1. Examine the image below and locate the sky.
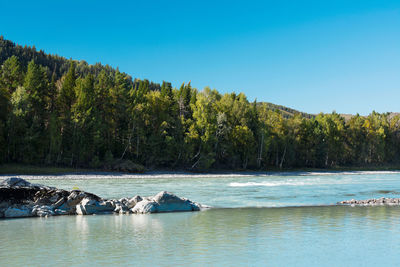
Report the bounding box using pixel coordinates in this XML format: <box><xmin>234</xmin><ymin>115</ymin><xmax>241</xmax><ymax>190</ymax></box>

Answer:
<box><xmin>1</xmin><ymin>0</ymin><xmax>399</xmax><ymax>115</ymax></box>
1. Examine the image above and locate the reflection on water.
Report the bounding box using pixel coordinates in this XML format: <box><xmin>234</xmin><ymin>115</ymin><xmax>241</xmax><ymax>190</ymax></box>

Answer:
<box><xmin>1</xmin><ymin>206</ymin><xmax>400</xmax><ymax>266</ymax></box>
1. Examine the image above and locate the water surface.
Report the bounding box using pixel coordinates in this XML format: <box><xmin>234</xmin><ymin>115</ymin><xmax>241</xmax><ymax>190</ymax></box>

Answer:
<box><xmin>2</xmin><ymin>172</ymin><xmax>400</xmax><ymax>266</ymax></box>
<box><xmin>13</xmin><ymin>171</ymin><xmax>400</xmax><ymax>207</ymax></box>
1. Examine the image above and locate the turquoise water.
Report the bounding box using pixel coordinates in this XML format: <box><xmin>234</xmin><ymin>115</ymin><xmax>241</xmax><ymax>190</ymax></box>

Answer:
<box><xmin>1</xmin><ymin>172</ymin><xmax>400</xmax><ymax>266</ymax></box>
<box><xmin>16</xmin><ymin>171</ymin><xmax>400</xmax><ymax>207</ymax></box>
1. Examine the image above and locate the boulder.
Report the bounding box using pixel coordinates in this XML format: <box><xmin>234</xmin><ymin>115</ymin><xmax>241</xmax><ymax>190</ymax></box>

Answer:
<box><xmin>132</xmin><ymin>191</ymin><xmax>201</xmax><ymax>213</ymax></box>
<box><xmin>76</xmin><ymin>198</ymin><xmax>114</xmax><ymax>215</ymax></box>
<box><xmin>119</xmin><ymin>198</ymin><xmax>129</xmax><ymax>205</ymax></box>
<box><xmin>131</xmin><ymin>200</ymin><xmax>159</xmax><ymax>214</ymax></box>
<box><xmin>114</xmin><ymin>202</ymin><xmax>129</xmax><ymax>213</ymax></box>
<box><xmin>1</xmin><ymin>177</ymin><xmax>32</xmax><ymax>187</ymax></box>
<box><xmin>127</xmin><ymin>196</ymin><xmax>142</xmax><ymax>209</ymax></box>
<box><xmin>4</xmin><ymin>206</ymin><xmax>32</xmax><ymax>218</ymax></box>
<box><xmin>154</xmin><ymin>191</ymin><xmax>201</xmax><ymax>212</ymax></box>
<box><xmin>32</xmin><ymin>205</ymin><xmax>55</xmax><ymax>217</ymax></box>
<box><xmin>0</xmin><ymin>201</ymin><xmax>10</xmax><ymax>209</ymax></box>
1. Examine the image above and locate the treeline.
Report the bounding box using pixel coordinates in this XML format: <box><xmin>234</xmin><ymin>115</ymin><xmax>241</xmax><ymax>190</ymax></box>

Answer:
<box><xmin>1</xmin><ymin>37</ymin><xmax>400</xmax><ymax>171</ymax></box>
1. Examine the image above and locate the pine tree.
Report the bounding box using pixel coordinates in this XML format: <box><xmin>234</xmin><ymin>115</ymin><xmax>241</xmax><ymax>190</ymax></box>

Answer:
<box><xmin>161</xmin><ymin>81</ymin><xmax>173</xmax><ymax>98</ymax></box>
<box><xmin>58</xmin><ymin>61</ymin><xmax>77</xmax><ymax>165</ymax></box>
<box><xmin>0</xmin><ymin>86</ymin><xmax>10</xmax><ymax>162</ymax></box>
<box><xmin>59</xmin><ymin>61</ymin><xmax>76</xmax><ymax>111</ymax></box>
<box><xmin>24</xmin><ymin>60</ymin><xmax>49</xmax><ymax>118</ymax></box>
<box><xmin>0</xmin><ymin>55</ymin><xmax>23</xmax><ymax>93</ymax></box>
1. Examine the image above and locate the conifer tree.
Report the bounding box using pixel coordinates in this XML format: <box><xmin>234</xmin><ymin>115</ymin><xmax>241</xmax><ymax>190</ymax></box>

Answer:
<box><xmin>0</xmin><ymin>55</ymin><xmax>23</xmax><ymax>94</ymax></box>
<box><xmin>24</xmin><ymin>60</ymin><xmax>48</xmax><ymax>118</ymax></box>
<box><xmin>58</xmin><ymin>61</ymin><xmax>77</xmax><ymax>165</ymax></box>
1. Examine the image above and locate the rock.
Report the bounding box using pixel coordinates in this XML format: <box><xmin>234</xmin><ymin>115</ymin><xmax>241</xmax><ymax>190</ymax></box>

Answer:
<box><xmin>1</xmin><ymin>178</ymin><xmax>204</xmax><ymax>218</ymax></box>
<box><xmin>155</xmin><ymin>191</ymin><xmax>201</xmax><ymax>212</ymax></box>
<box><xmin>48</xmin><ymin>195</ymin><xmax>59</xmax><ymax>203</ymax></box>
<box><xmin>131</xmin><ymin>200</ymin><xmax>159</xmax><ymax>214</ymax></box>
<box><xmin>76</xmin><ymin>198</ymin><xmax>114</xmax><ymax>215</ymax></box>
<box><xmin>119</xmin><ymin>198</ymin><xmax>129</xmax><ymax>205</ymax></box>
<box><xmin>114</xmin><ymin>204</ymin><xmax>122</xmax><ymax>213</ymax></box>
<box><xmin>67</xmin><ymin>191</ymin><xmax>93</xmax><ymax>206</ymax></box>
<box><xmin>114</xmin><ymin>202</ymin><xmax>129</xmax><ymax>213</ymax></box>
<box><xmin>1</xmin><ymin>177</ymin><xmax>32</xmax><ymax>187</ymax></box>
<box><xmin>32</xmin><ymin>205</ymin><xmax>55</xmax><ymax>217</ymax></box>
<box><xmin>127</xmin><ymin>196</ymin><xmax>142</xmax><ymax>209</ymax></box>
<box><xmin>132</xmin><ymin>191</ymin><xmax>201</xmax><ymax>214</ymax></box>
<box><xmin>338</xmin><ymin>197</ymin><xmax>400</xmax><ymax>206</ymax></box>
<box><xmin>0</xmin><ymin>185</ymin><xmax>39</xmax><ymax>203</ymax></box>
<box><xmin>4</xmin><ymin>206</ymin><xmax>32</xmax><ymax>218</ymax></box>
<box><xmin>0</xmin><ymin>201</ymin><xmax>10</xmax><ymax>209</ymax></box>
<box><xmin>53</xmin><ymin>198</ymin><xmax>65</xmax><ymax>208</ymax></box>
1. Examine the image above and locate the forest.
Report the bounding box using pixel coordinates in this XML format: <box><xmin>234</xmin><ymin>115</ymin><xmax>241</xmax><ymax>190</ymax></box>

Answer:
<box><xmin>1</xmin><ymin>36</ymin><xmax>400</xmax><ymax>171</ymax></box>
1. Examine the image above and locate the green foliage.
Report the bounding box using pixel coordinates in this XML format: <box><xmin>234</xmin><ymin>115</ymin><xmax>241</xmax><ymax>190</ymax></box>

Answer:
<box><xmin>2</xmin><ymin>36</ymin><xmax>400</xmax><ymax>171</ymax></box>
<box><xmin>24</xmin><ymin>60</ymin><xmax>49</xmax><ymax>118</ymax></box>
<box><xmin>0</xmin><ymin>55</ymin><xmax>23</xmax><ymax>93</ymax></box>
<box><xmin>0</xmin><ymin>87</ymin><xmax>10</xmax><ymax>163</ymax></box>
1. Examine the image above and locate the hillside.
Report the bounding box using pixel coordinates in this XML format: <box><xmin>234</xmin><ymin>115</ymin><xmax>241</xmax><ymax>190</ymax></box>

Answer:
<box><xmin>259</xmin><ymin>102</ymin><xmax>314</xmax><ymax>119</ymax></box>
<box><xmin>340</xmin><ymin>112</ymin><xmax>400</xmax><ymax>122</ymax></box>
<box><xmin>1</xmin><ymin>36</ymin><xmax>400</xmax><ymax>171</ymax></box>
<box><xmin>0</xmin><ymin>36</ymin><xmax>306</xmax><ymax>118</ymax></box>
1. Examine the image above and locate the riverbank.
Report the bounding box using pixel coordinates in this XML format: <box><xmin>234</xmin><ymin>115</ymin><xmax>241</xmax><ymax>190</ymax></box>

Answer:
<box><xmin>0</xmin><ymin>164</ymin><xmax>95</xmax><ymax>175</ymax></box>
<box><xmin>1</xmin><ymin>163</ymin><xmax>400</xmax><ymax>177</ymax></box>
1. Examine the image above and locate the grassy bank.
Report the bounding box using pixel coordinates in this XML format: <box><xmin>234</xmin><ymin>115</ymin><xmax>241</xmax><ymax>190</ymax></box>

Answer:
<box><xmin>1</xmin><ymin>163</ymin><xmax>400</xmax><ymax>176</ymax></box>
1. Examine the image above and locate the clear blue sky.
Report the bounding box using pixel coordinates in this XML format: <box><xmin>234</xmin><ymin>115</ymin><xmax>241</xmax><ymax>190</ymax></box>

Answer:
<box><xmin>2</xmin><ymin>0</ymin><xmax>399</xmax><ymax>115</ymax></box>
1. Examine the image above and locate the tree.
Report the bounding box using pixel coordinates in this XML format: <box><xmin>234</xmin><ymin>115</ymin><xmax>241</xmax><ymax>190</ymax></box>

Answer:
<box><xmin>188</xmin><ymin>87</ymin><xmax>219</xmax><ymax>169</ymax></box>
<box><xmin>0</xmin><ymin>86</ymin><xmax>10</xmax><ymax>162</ymax></box>
<box><xmin>161</xmin><ymin>81</ymin><xmax>173</xmax><ymax>98</ymax></box>
<box><xmin>24</xmin><ymin>60</ymin><xmax>48</xmax><ymax>118</ymax></box>
<box><xmin>316</xmin><ymin>112</ymin><xmax>346</xmax><ymax>167</ymax></box>
<box><xmin>72</xmin><ymin>74</ymin><xmax>96</xmax><ymax>165</ymax></box>
<box><xmin>8</xmin><ymin>86</ymin><xmax>30</xmax><ymax>162</ymax></box>
<box><xmin>0</xmin><ymin>55</ymin><xmax>23</xmax><ymax>94</ymax></box>
<box><xmin>58</xmin><ymin>61</ymin><xmax>77</xmax><ymax>165</ymax></box>
<box><xmin>231</xmin><ymin>125</ymin><xmax>254</xmax><ymax>169</ymax></box>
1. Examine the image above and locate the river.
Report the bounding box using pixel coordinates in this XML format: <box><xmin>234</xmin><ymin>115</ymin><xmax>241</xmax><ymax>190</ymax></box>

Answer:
<box><xmin>1</xmin><ymin>172</ymin><xmax>400</xmax><ymax>266</ymax></box>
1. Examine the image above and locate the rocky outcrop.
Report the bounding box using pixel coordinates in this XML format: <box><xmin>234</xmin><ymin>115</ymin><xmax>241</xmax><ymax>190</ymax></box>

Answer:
<box><xmin>0</xmin><ymin>177</ymin><xmax>204</xmax><ymax>219</ymax></box>
<box><xmin>338</xmin><ymin>197</ymin><xmax>400</xmax><ymax>206</ymax></box>
<box><xmin>132</xmin><ymin>191</ymin><xmax>201</xmax><ymax>214</ymax></box>
<box><xmin>4</xmin><ymin>206</ymin><xmax>32</xmax><ymax>217</ymax></box>
<box><xmin>76</xmin><ymin>198</ymin><xmax>115</xmax><ymax>215</ymax></box>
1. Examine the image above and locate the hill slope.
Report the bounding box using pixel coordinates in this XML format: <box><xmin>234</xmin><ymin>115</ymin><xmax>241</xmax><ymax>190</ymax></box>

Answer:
<box><xmin>1</xmin><ymin>36</ymin><xmax>400</xmax><ymax>171</ymax></box>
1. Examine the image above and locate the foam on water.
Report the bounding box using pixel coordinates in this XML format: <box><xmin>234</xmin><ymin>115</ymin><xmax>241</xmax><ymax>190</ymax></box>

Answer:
<box><xmin>2</xmin><ymin>170</ymin><xmax>400</xmax><ymax>181</ymax></box>
<box><xmin>229</xmin><ymin>177</ymin><xmax>355</xmax><ymax>187</ymax></box>
<box><xmin>300</xmin><ymin>170</ymin><xmax>400</xmax><ymax>176</ymax></box>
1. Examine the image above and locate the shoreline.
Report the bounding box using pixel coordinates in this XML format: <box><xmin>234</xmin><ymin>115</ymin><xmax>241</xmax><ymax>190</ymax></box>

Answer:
<box><xmin>1</xmin><ymin>167</ymin><xmax>400</xmax><ymax>180</ymax></box>
<box><xmin>2</xmin><ymin>163</ymin><xmax>400</xmax><ymax>179</ymax></box>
